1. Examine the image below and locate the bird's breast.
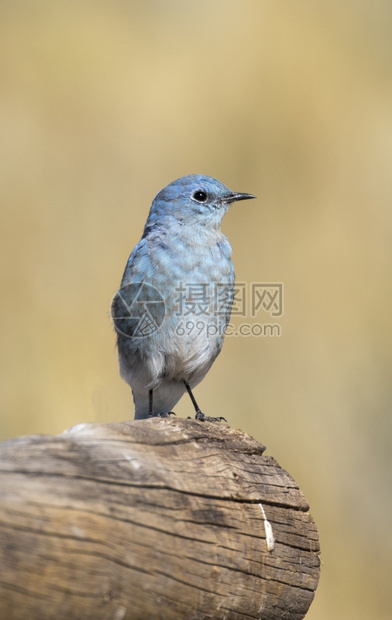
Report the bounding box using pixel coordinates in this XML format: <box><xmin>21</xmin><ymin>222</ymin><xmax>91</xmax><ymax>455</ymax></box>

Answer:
<box><xmin>117</xmin><ymin>227</ymin><xmax>234</xmax><ymax>384</ymax></box>
<box><xmin>149</xmin><ymin>229</ymin><xmax>233</xmax><ymax>281</ymax></box>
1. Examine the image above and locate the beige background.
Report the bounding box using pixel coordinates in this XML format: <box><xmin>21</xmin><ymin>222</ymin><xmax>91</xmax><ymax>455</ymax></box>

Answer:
<box><xmin>1</xmin><ymin>1</ymin><xmax>391</xmax><ymax>618</ymax></box>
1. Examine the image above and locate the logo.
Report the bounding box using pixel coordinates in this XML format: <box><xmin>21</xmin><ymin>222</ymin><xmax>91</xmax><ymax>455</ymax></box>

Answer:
<box><xmin>111</xmin><ymin>281</ymin><xmax>283</xmax><ymax>339</ymax></box>
<box><xmin>111</xmin><ymin>283</ymin><xmax>165</xmax><ymax>338</ymax></box>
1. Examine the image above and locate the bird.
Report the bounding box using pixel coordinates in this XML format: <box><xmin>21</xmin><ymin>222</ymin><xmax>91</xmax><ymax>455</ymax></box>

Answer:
<box><xmin>111</xmin><ymin>174</ymin><xmax>255</xmax><ymax>420</ymax></box>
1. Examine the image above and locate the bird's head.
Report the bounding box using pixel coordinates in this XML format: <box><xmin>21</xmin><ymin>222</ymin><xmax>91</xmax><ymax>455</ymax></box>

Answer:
<box><xmin>146</xmin><ymin>174</ymin><xmax>255</xmax><ymax>230</ymax></box>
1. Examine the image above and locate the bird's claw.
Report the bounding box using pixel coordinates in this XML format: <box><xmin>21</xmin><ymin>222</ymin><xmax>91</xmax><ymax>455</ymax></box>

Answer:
<box><xmin>149</xmin><ymin>411</ymin><xmax>176</xmax><ymax>418</ymax></box>
<box><xmin>195</xmin><ymin>411</ymin><xmax>227</xmax><ymax>423</ymax></box>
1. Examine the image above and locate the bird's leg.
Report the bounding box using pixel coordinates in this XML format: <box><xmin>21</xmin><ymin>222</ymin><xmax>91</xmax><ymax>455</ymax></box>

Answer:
<box><xmin>148</xmin><ymin>388</ymin><xmax>176</xmax><ymax>418</ymax></box>
<box><xmin>184</xmin><ymin>381</ymin><xmax>201</xmax><ymax>414</ymax></box>
<box><xmin>184</xmin><ymin>381</ymin><xmax>226</xmax><ymax>423</ymax></box>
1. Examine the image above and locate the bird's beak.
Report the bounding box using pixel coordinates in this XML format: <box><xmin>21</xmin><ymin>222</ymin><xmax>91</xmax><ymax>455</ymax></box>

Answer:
<box><xmin>225</xmin><ymin>192</ymin><xmax>256</xmax><ymax>204</ymax></box>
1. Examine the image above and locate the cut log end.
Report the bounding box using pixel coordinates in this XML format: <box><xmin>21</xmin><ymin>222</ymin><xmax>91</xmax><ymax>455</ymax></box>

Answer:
<box><xmin>0</xmin><ymin>418</ymin><xmax>320</xmax><ymax>619</ymax></box>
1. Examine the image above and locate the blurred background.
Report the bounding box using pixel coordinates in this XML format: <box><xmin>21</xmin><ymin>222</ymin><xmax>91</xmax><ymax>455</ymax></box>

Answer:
<box><xmin>1</xmin><ymin>1</ymin><xmax>391</xmax><ymax>617</ymax></box>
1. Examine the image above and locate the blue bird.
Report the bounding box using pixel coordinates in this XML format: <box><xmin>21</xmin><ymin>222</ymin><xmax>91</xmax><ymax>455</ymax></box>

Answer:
<box><xmin>111</xmin><ymin>174</ymin><xmax>255</xmax><ymax>420</ymax></box>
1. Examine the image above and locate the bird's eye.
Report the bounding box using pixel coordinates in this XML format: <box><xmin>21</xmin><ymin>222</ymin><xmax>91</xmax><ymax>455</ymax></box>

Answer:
<box><xmin>192</xmin><ymin>189</ymin><xmax>208</xmax><ymax>203</ymax></box>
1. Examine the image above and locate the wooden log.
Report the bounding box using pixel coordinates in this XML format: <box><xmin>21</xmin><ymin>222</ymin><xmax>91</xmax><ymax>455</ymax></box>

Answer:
<box><xmin>0</xmin><ymin>418</ymin><xmax>320</xmax><ymax>619</ymax></box>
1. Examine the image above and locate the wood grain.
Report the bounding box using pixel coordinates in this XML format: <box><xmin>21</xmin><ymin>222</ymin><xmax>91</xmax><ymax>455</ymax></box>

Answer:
<box><xmin>0</xmin><ymin>418</ymin><xmax>320</xmax><ymax>619</ymax></box>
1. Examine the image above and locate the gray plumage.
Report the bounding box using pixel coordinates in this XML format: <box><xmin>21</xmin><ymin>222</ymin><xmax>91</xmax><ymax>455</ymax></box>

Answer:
<box><xmin>112</xmin><ymin>174</ymin><xmax>255</xmax><ymax>419</ymax></box>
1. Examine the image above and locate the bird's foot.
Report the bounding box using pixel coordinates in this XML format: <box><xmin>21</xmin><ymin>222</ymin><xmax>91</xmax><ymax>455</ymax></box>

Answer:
<box><xmin>194</xmin><ymin>411</ymin><xmax>227</xmax><ymax>423</ymax></box>
<box><xmin>149</xmin><ymin>411</ymin><xmax>176</xmax><ymax>418</ymax></box>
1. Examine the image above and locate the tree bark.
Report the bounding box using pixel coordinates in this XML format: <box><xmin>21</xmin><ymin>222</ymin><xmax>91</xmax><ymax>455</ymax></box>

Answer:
<box><xmin>0</xmin><ymin>418</ymin><xmax>320</xmax><ymax>619</ymax></box>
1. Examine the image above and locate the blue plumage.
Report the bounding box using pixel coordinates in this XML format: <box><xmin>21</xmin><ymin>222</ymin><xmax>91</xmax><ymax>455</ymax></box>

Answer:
<box><xmin>112</xmin><ymin>174</ymin><xmax>255</xmax><ymax>419</ymax></box>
